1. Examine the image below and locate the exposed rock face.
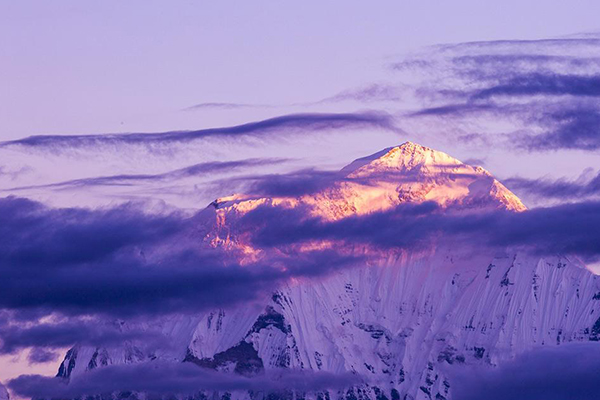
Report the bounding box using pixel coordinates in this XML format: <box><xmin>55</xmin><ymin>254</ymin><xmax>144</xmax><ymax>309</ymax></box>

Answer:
<box><xmin>56</xmin><ymin>142</ymin><xmax>599</xmax><ymax>400</ymax></box>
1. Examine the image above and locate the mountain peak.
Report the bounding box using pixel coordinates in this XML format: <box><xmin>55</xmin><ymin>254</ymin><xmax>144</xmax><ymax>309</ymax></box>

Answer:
<box><xmin>379</xmin><ymin>141</ymin><xmax>461</xmax><ymax>168</ymax></box>
<box><xmin>397</xmin><ymin>140</ymin><xmax>429</xmax><ymax>151</ymax></box>
<box><xmin>212</xmin><ymin>142</ymin><xmax>526</xmax><ymax>222</ymax></box>
<box><xmin>342</xmin><ymin>142</ymin><xmax>463</xmax><ymax>177</ymax></box>
<box><xmin>333</xmin><ymin>142</ymin><xmax>526</xmax><ymax>215</ymax></box>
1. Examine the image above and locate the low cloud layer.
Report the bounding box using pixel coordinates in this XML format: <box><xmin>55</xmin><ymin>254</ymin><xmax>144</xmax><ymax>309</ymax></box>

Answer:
<box><xmin>0</xmin><ymin>316</ymin><xmax>168</xmax><ymax>364</ymax></box>
<box><xmin>3</xmin><ymin>192</ymin><xmax>600</xmax><ymax>322</ymax></box>
<box><xmin>452</xmin><ymin>343</ymin><xmax>600</xmax><ymax>400</ymax></box>
<box><xmin>0</xmin><ymin>196</ymin><xmax>360</xmax><ymax>318</ymax></box>
<box><xmin>8</xmin><ymin>363</ymin><xmax>361</xmax><ymax>398</ymax></box>
<box><xmin>240</xmin><ymin>200</ymin><xmax>600</xmax><ymax>261</ymax></box>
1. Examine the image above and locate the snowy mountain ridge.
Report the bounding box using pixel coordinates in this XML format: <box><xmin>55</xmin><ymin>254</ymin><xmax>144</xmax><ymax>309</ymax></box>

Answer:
<box><xmin>56</xmin><ymin>142</ymin><xmax>600</xmax><ymax>400</ymax></box>
<box><xmin>212</xmin><ymin>142</ymin><xmax>525</xmax><ymax>223</ymax></box>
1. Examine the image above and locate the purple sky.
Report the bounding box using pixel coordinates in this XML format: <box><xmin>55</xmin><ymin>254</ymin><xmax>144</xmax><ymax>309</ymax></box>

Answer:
<box><xmin>2</xmin><ymin>1</ymin><xmax>600</xmax><ymax>397</ymax></box>
<box><xmin>3</xmin><ymin>1</ymin><xmax>600</xmax><ymax>199</ymax></box>
<box><xmin>2</xmin><ymin>1</ymin><xmax>600</xmax><ymax>139</ymax></box>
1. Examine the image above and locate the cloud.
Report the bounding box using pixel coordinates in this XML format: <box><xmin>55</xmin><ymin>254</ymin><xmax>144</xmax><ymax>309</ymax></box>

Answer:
<box><xmin>0</xmin><ymin>195</ymin><xmax>365</xmax><ymax>356</ymax></box>
<box><xmin>183</xmin><ymin>102</ymin><xmax>270</xmax><ymax>111</ymax></box>
<box><xmin>184</xmin><ymin>84</ymin><xmax>403</xmax><ymax>112</ymax></box>
<box><xmin>437</xmin><ymin>37</ymin><xmax>600</xmax><ymax>53</ymax></box>
<box><xmin>473</xmin><ymin>74</ymin><xmax>600</xmax><ymax>99</ymax></box>
<box><xmin>232</xmin><ymin>169</ymin><xmax>343</xmax><ymax>197</ymax></box>
<box><xmin>413</xmin><ymin>101</ymin><xmax>600</xmax><ymax>151</ymax></box>
<box><xmin>2</xmin><ymin>191</ymin><xmax>599</xmax><ymax>361</ymax></box>
<box><xmin>392</xmin><ymin>38</ymin><xmax>600</xmax><ymax>77</ymax></box>
<box><xmin>410</xmin><ymin>103</ymin><xmax>497</xmax><ymax>117</ymax></box>
<box><xmin>0</xmin><ymin>112</ymin><xmax>397</xmax><ymax>149</ymax></box>
<box><xmin>5</xmin><ymin>158</ymin><xmax>287</xmax><ymax>191</ymax></box>
<box><xmin>462</xmin><ymin>157</ymin><xmax>486</xmax><ymax>167</ymax></box>
<box><xmin>0</xmin><ymin>196</ymin><xmax>360</xmax><ymax>318</ymax></box>
<box><xmin>0</xmin><ymin>185</ymin><xmax>598</xmax><ymax>397</ymax></box>
<box><xmin>8</xmin><ymin>362</ymin><xmax>361</xmax><ymax>398</ymax></box>
<box><xmin>505</xmin><ymin>169</ymin><xmax>600</xmax><ymax>200</ymax></box>
<box><xmin>520</xmin><ymin>107</ymin><xmax>600</xmax><ymax>151</ymax></box>
<box><xmin>0</xmin><ymin>316</ymin><xmax>167</xmax><ymax>358</ymax></box>
<box><xmin>0</xmin><ymin>197</ymin><xmax>184</xmax><ymax>268</ymax></box>
<box><xmin>222</xmin><ymin>163</ymin><xmax>450</xmax><ymax>199</ymax></box>
<box><xmin>239</xmin><ymin>200</ymin><xmax>600</xmax><ymax>261</ymax></box>
<box><xmin>452</xmin><ymin>54</ymin><xmax>600</xmax><ymax>70</ymax></box>
<box><xmin>3</xmin><ymin>190</ymin><xmax>600</xmax><ymax>322</ymax></box>
<box><xmin>450</xmin><ymin>55</ymin><xmax>600</xmax><ymax>83</ymax></box>
<box><xmin>451</xmin><ymin>343</ymin><xmax>600</xmax><ymax>400</ymax></box>
<box><xmin>316</xmin><ymin>84</ymin><xmax>403</xmax><ymax>104</ymax></box>
<box><xmin>393</xmin><ymin>36</ymin><xmax>600</xmax><ymax>152</ymax></box>
<box><xmin>26</xmin><ymin>348</ymin><xmax>59</xmax><ymax>364</ymax></box>
<box><xmin>0</xmin><ymin>245</ymin><xmax>356</xmax><ymax>318</ymax></box>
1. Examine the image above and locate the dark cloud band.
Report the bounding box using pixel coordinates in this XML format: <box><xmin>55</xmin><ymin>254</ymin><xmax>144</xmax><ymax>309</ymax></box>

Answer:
<box><xmin>0</xmin><ymin>112</ymin><xmax>396</xmax><ymax>149</ymax></box>
<box><xmin>8</xmin><ymin>363</ymin><xmax>361</xmax><ymax>398</ymax></box>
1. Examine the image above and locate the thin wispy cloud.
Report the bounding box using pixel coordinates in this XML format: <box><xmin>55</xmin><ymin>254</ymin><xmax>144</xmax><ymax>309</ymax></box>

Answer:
<box><xmin>183</xmin><ymin>84</ymin><xmax>404</xmax><ymax>112</ymax></box>
<box><xmin>472</xmin><ymin>74</ymin><xmax>600</xmax><ymax>99</ymax></box>
<box><xmin>4</xmin><ymin>158</ymin><xmax>287</xmax><ymax>191</ymax></box>
<box><xmin>314</xmin><ymin>84</ymin><xmax>404</xmax><ymax>104</ymax></box>
<box><xmin>505</xmin><ymin>168</ymin><xmax>600</xmax><ymax>201</ymax></box>
<box><xmin>393</xmin><ymin>37</ymin><xmax>600</xmax><ymax>152</ymax></box>
<box><xmin>1</xmin><ymin>112</ymin><xmax>397</xmax><ymax>150</ymax></box>
<box><xmin>183</xmin><ymin>102</ymin><xmax>272</xmax><ymax>111</ymax></box>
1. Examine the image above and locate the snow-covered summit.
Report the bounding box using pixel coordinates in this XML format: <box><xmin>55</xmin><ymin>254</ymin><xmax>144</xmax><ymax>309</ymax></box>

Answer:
<box><xmin>213</xmin><ymin>142</ymin><xmax>525</xmax><ymax>224</ymax></box>
<box><xmin>341</xmin><ymin>141</ymin><xmax>462</xmax><ymax>175</ymax></box>
<box><xmin>334</xmin><ymin>141</ymin><xmax>525</xmax><ymax>214</ymax></box>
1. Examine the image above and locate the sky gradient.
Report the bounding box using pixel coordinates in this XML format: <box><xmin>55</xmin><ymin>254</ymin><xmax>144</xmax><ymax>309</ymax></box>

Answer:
<box><xmin>2</xmin><ymin>1</ymin><xmax>600</xmax><ymax>139</ymax></box>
